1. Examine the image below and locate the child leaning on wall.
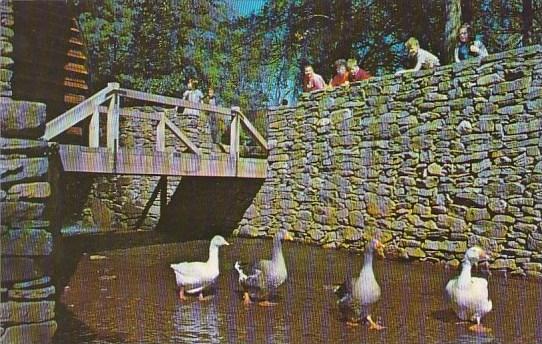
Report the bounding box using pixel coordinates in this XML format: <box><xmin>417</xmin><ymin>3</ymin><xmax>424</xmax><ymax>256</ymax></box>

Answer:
<box><xmin>454</xmin><ymin>23</ymin><xmax>489</xmax><ymax>62</ymax></box>
<box><xmin>395</xmin><ymin>37</ymin><xmax>440</xmax><ymax>75</ymax></box>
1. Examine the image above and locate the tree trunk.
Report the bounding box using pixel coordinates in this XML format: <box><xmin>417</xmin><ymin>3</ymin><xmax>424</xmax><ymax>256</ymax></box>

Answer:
<box><xmin>444</xmin><ymin>0</ymin><xmax>461</xmax><ymax>64</ymax></box>
<box><xmin>522</xmin><ymin>0</ymin><xmax>533</xmax><ymax>46</ymax></box>
<box><xmin>461</xmin><ymin>0</ymin><xmax>473</xmax><ymax>25</ymax></box>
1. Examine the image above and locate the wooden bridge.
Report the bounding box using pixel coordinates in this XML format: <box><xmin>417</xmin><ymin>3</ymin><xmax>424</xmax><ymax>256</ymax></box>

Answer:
<box><xmin>42</xmin><ymin>83</ymin><xmax>268</xmax><ymax>178</ymax></box>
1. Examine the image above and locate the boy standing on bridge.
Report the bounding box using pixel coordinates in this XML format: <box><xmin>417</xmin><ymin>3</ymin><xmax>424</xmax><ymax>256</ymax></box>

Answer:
<box><xmin>182</xmin><ymin>78</ymin><xmax>204</xmax><ymax>115</ymax></box>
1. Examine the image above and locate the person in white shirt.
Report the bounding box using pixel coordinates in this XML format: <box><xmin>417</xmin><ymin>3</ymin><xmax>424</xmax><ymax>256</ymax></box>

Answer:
<box><xmin>396</xmin><ymin>37</ymin><xmax>440</xmax><ymax>75</ymax></box>
<box><xmin>182</xmin><ymin>78</ymin><xmax>204</xmax><ymax>116</ymax></box>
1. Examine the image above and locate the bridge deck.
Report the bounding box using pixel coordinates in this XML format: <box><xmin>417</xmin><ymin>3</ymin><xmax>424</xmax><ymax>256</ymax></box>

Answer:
<box><xmin>57</xmin><ymin>144</ymin><xmax>267</xmax><ymax>178</ymax></box>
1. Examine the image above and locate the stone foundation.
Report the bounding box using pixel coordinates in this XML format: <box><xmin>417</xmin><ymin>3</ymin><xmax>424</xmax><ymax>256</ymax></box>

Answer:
<box><xmin>1</xmin><ymin>2</ymin><xmax>58</xmax><ymax>335</ymax></box>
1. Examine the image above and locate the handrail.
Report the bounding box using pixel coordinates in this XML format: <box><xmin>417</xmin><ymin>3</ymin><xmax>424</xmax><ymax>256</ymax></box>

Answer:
<box><xmin>42</xmin><ymin>82</ymin><xmax>118</xmax><ymax>140</ymax></box>
<box><xmin>42</xmin><ymin>82</ymin><xmax>268</xmax><ymax>159</ymax></box>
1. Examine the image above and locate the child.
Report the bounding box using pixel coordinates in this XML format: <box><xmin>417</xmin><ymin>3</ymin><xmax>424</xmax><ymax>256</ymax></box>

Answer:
<box><xmin>303</xmin><ymin>65</ymin><xmax>326</xmax><ymax>92</ymax></box>
<box><xmin>329</xmin><ymin>59</ymin><xmax>350</xmax><ymax>87</ymax></box>
<box><xmin>347</xmin><ymin>58</ymin><xmax>371</xmax><ymax>82</ymax></box>
<box><xmin>454</xmin><ymin>23</ymin><xmax>488</xmax><ymax>62</ymax></box>
<box><xmin>395</xmin><ymin>37</ymin><xmax>440</xmax><ymax>75</ymax></box>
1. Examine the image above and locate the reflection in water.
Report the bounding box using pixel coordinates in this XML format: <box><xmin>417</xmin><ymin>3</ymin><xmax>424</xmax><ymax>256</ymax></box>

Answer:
<box><xmin>54</xmin><ymin>236</ymin><xmax>542</xmax><ymax>344</ymax></box>
<box><xmin>172</xmin><ymin>299</ymin><xmax>222</xmax><ymax>343</ymax></box>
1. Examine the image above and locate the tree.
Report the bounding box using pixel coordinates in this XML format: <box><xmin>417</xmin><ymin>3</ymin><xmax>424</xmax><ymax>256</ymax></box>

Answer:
<box><xmin>444</xmin><ymin>0</ymin><xmax>462</xmax><ymax>64</ymax></box>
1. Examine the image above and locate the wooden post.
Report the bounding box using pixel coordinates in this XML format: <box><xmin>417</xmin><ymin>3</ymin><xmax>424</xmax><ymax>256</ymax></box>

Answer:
<box><xmin>157</xmin><ymin>113</ymin><xmax>166</xmax><ymax>151</ymax></box>
<box><xmin>106</xmin><ymin>93</ymin><xmax>120</xmax><ymax>151</ymax></box>
<box><xmin>230</xmin><ymin>107</ymin><xmax>240</xmax><ymax>160</ymax></box>
<box><xmin>89</xmin><ymin>105</ymin><xmax>100</xmax><ymax>147</ymax></box>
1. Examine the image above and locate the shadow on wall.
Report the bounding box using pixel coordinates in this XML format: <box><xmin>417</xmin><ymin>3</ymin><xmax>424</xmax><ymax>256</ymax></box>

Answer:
<box><xmin>156</xmin><ymin>177</ymin><xmax>264</xmax><ymax>240</ymax></box>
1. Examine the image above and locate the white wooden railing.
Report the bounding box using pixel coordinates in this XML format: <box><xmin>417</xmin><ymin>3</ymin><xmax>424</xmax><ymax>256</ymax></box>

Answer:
<box><xmin>42</xmin><ymin>82</ymin><xmax>268</xmax><ymax>160</ymax></box>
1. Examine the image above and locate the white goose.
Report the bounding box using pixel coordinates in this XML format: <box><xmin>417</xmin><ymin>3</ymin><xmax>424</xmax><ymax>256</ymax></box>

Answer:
<box><xmin>445</xmin><ymin>246</ymin><xmax>492</xmax><ymax>333</ymax></box>
<box><xmin>334</xmin><ymin>238</ymin><xmax>386</xmax><ymax>329</ymax></box>
<box><xmin>170</xmin><ymin>235</ymin><xmax>229</xmax><ymax>301</ymax></box>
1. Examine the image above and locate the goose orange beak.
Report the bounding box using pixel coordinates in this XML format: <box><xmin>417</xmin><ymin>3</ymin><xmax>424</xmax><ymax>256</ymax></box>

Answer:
<box><xmin>376</xmin><ymin>241</ymin><xmax>385</xmax><ymax>258</ymax></box>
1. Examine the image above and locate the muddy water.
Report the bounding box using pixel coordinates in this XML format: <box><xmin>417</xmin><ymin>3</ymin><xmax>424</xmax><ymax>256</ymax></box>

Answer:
<box><xmin>53</xmin><ymin>235</ymin><xmax>542</xmax><ymax>344</ymax></box>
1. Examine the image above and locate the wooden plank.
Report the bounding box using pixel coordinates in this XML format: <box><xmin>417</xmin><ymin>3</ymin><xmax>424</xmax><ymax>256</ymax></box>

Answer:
<box><xmin>156</xmin><ymin>114</ymin><xmax>166</xmax><ymax>151</ymax></box>
<box><xmin>229</xmin><ymin>112</ymin><xmax>240</xmax><ymax>160</ymax></box>
<box><xmin>106</xmin><ymin>94</ymin><xmax>120</xmax><ymax>150</ymax></box>
<box><xmin>42</xmin><ymin>83</ymin><xmax>116</xmax><ymax>140</ymax></box>
<box><xmin>120</xmin><ymin>88</ymin><xmax>232</xmax><ymax>116</ymax></box>
<box><xmin>238</xmin><ymin>112</ymin><xmax>268</xmax><ymax>151</ymax></box>
<box><xmin>89</xmin><ymin>106</ymin><xmax>99</xmax><ymax>148</ymax></box>
<box><xmin>163</xmin><ymin>117</ymin><xmax>200</xmax><ymax>155</ymax></box>
<box><xmin>57</xmin><ymin>145</ymin><xmax>267</xmax><ymax>178</ymax></box>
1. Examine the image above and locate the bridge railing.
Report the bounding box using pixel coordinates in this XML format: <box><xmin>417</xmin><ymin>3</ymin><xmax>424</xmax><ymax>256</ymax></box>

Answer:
<box><xmin>42</xmin><ymin>82</ymin><xmax>268</xmax><ymax>160</ymax></box>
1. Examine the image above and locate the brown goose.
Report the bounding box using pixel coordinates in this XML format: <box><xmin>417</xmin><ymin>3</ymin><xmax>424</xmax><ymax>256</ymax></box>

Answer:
<box><xmin>234</xmin><ymin>229</ymin><xmax>293</xmax><ymax>306</ymax></box>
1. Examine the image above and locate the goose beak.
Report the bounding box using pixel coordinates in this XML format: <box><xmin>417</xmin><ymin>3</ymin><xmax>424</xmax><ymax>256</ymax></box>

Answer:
<box><xmin>376</xmin><ymin>241</ymin><xmax>385</xmax><ymax>258</ymax></box>
<box><xmin>224</xmin><ymin>240</ymin><xmax>230</xmax><ymax>246</ymax></box>
<box><xmin>285</xmin><ymin>233</ymin><xmax>294</xmax><ymax>241</ymax></box>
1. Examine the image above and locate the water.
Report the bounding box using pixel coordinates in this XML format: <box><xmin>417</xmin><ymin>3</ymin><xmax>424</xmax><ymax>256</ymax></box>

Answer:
<box><xmin>53</xmin><ymin>235</ymin><xmax>542</xmax><ymax>344</ymax></box>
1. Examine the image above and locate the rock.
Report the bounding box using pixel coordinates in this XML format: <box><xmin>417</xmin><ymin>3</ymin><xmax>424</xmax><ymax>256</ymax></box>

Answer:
<box><xmin>454</xmin><ymin>192</ymin><xmax>489</xmax><ymax>207</ymax></box>
<box><xmin>465</xmin><ymin>208</ymin><xmax>491</xmax><ymax>222</ymax></box>
<box><xmin>365</xmin><ymin>193</ymin><xmax>395</xmax><ymax>218</ymax></box>
<box><xmin>1</xmin><ymin>229</ymin><xmax>53</xmax><ymax>256</ymax></box>
<box><xmin>0</xmin><ymin>157</ymin><xmax>49</xmax><ymax>186</ymax></box>
<box><xmin>472</xmin><ymin>221</ymin><xmax>508</xmax><ymax>238</ymax></box>
<box><xmin>0</xmin><ymin>202</ymin><xmax>46</xmax><ymax>227</ymax></box>
<box><xmin>342</xmin><ymin>226</ymin><xmax>363</xmax><ymax>241</ymax></box>
<box><xmin>0</xmin><ymin>100</ymin><xmax>47</xmax><ymax>139</ymax></box>
<box><xmin>8</xmin><ymin>285</ymin><xmax>55</xmax><ymax>300</ymax></box>
<box><xmin>437</xmin><ymin>214</ymin><xmax>468</xmax><ymax>232</ymax></box>
<box><xmin>0</xmin><ymin>258</ymin><xmax>45</xmax><ymax>284</ymax></box>
<box><xmin>12</xmin><ymin>276</ymin><xmax>51</xmax><ymax>289</ymax></box>
<box><xmin>7</xmin><ymin>182</ymin><xmax>51</xmax><ymax>201</ymax></box>
<box><xmin>0</xmin><ymin>138</ymin><xmax>49</xmax><ymax>156</ymax></box>
<box><xmin>0</xmin><ymin>321</ymin><xmax>57</xmax><ymax>344</ymax></box>
<box><xmin>405</xmin><ymin>247</ymin><xmax>426</xmax><ymax>258</ymax></box>
<box><xmin>0</xmin><ymin>301</ymin><xmax>55</xmax><ymax>324</ymax></box>
<box><xmin>348</xmin><ymin>211</ymin><xmax>364</xmax><ymax>227</ymax></box>
<box><xmin>490</xmin><ymin>259</ymin><xmax>517</xmax><ymax>270</ymax></box>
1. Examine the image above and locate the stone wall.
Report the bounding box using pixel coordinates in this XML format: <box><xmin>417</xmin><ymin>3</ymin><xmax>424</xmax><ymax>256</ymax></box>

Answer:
<box><xmin>69</xmin><ymin>106</ymin><xmax>230</xmax><ymax>232</ymax></box>
<box><xmin>0</xmin><ymin>0</ymin><xmax>14</xmax><ymax>97</ymax></box>
<box><xmin>0</xmin><ymin>102</ymin><xmax>58</xmax><ymax>341</ymax></box>
<box><xmin>237</xmin><ymin>45</ymin><xmax>542</xmax><ymax>278</ymax></box>
<box><xmin>0</xmin><ymin>1</ymin><xmax>57</xmax><ymax>342</ymax></box>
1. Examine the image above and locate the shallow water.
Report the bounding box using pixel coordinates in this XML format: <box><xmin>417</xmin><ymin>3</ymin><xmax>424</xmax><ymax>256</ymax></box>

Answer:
<box><xmin>53</xmin><ymin>235</ymin><xmax>542</xmax><ymax>344</ymax></box>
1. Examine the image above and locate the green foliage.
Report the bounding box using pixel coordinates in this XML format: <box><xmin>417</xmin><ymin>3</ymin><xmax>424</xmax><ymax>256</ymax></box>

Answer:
<box><xmin>72</xmin><ymin>0</ymin><xmax>542</xmax><ymax>112</ymax></box>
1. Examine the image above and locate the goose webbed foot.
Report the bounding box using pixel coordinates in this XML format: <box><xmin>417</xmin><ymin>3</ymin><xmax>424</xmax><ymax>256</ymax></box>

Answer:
<box><xmin>242</xmin><ymin>292</ymin><xmax>253</xmax><ymax>306</ymax></box>
<box><xmin>258</xmin><ymin>300</ymin><xmax>278</xmax><ymax>307</ymax></box>
<box><xmin>178</xmin><ymin>288</ymin><xmax>187</xmax><ymax>301</ymax></box>
<box><xmin>469</xmin><ymin>323</ymin><xmax>492</xmax><ymax>334</ymax></box>
<box><xmin>346</xmin><ymin>319</ymin><xmax>360</xmax><ymax>327</ymax></box>
<box><xmin>366</xmin><ymin>315</ymin><xmax>386</xmax><ymax>331</ymax></box>
<box><xmin>198</xmin><ymin>292</ymin><xmax>213</xmax><ymax>302</ymax></box>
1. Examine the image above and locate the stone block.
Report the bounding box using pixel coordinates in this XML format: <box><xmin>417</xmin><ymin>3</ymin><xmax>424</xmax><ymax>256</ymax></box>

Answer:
<box><xmin>437</xmin><ymin>214</ymin><xmax>468</xmax><ymax>232</ymax></box>
<box><xmin>0</xmin><ymin>157</ymin><xmax>48</xmax><ymax>185</ymax></box>
<box><xmin>0</xmin><ymin>100</ymin><xmax>46</xmax><ymax>139</ymax></box>
<box><xmin>7</xmin><ymin>182</ymin><xmax>51</xmax><ymax>201</ymax></box>
<box><xmin>0</xmin><ymin>138</ymin><xmax>50</xmax><ymax>156</ymax></box>
<box><xmin>490</xmin><ymin>259</ymin><xmax>517</xmax><ymax>270</ymax></box>
<box><xmin>0</xmin><ymin>321</ymin><xmax>57</xmax><ymax>344</ymax></box>
<box><xmin>0</xmin><ymin>301</ymin><xmax>55</xmax><ymax>324</ymax></box>
<box><xmin>0</xmin><ymin>257</ymin><xmax>45</xmax><ymax>283</ymax></box>
<box><xmin>472</xmin><ymin>221</ymin><xmax>508</xmax><ymax>238</ymax></box>
<box><xmin>1</xmin><ymin>229</ymin><xmax>53</xmax><ymax>256</ymax></box>
<box><xmin>8</xmin><ymin>285</ymin><xmax>56</xmax><ymax>300</ymax></box>
<box><xmin>0</xmin><ymin>202</ymin><xmax>46</xmax><ymax>227</ymax></box>
<box><xmin>365</xmin><ymin>193</ymin><xmax>395</xmax><ymax>218</ymax></box>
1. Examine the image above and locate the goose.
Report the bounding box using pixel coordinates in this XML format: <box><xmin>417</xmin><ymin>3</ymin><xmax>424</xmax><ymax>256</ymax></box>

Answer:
<box><xmin>170</xmin><ymin>235</ymin><xmax>229</xmax><ymax>301</ymax></box>
<box><xmin>334</xmin><ymin>238</ymin><xmax>385</xmax><ymax>329</ymax></box>
<box><xmin>445</xmin><ymin>246</ymin><xmax>492</xmax><ymax>333</ymax></box>
<box><xmin>234</xmin><ymin>229</ymin><xmax>293</xmax><ymax>306</ymax></box>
